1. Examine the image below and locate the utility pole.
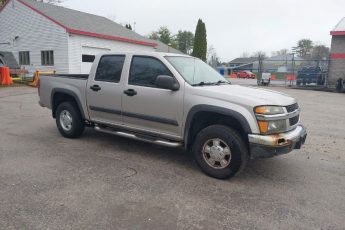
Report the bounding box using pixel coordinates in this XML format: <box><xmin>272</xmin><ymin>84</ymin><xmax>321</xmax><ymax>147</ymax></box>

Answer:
<box><xmin>258</xmin><ymin>54</ymin><xmax>264</xmax><ymax>84</ymax></box>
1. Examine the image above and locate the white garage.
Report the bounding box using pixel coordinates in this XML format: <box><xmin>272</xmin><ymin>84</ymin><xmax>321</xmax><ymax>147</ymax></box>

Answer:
<box><xmin>81</xmin><ymin>46</ymin><xmax>110</xmax><ymax>74</ymax></box>
<box><xmin>0</xmin><ymin>0</ymin><xmax>179</xmax><ymax>74</ymax></box>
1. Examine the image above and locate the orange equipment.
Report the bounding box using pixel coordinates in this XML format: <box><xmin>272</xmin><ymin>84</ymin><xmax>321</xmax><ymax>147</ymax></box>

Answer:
<box><xmin>286</xmin><ymin>74</ymin><xmax>296</xmax><ymax>81</ymax></box>
<box><xmin>30</xmin><ymin>70</ymin><xmax>56</xmax><ymax>87</ymax></box>
<box><xmin>0</xmin><ymin>67</ymin><xmax>13</xmax><ymax>86</ymax></box>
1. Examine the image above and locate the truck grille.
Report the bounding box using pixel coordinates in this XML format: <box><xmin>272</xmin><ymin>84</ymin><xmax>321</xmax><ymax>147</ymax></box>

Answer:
<box><xmin>286</xmin><ymin>103</ymin><xmax>299</xmax><ymax>113</ymax></box>
<box><xmin>289</xmin><ymin>115</ymin><xmax>299</xmax><ymax>126</ymax></box>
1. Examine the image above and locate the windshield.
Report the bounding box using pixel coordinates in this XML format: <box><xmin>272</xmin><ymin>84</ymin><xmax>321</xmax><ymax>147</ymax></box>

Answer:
<box><xmin>165</xmin><ymin>56</ymin><xmax>229</xmax><ymax>86</ymax></box>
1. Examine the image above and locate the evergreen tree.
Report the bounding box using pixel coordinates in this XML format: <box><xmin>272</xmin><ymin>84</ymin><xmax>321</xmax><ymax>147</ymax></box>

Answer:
<box><xmin>192</xmin><ymin>19</ymin><xmax>207</xmax><ymax>61</ymax></box>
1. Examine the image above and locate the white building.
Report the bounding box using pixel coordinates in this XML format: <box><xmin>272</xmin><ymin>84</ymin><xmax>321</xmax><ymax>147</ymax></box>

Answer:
<box><xmin>0</xmin><ymin>0</ymin><xmax>180</xmax><ymax>74</ymax></box>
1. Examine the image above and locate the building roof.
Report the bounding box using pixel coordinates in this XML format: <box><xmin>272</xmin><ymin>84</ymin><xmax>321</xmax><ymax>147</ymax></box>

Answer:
<box><xmin>229</xmin><ymin>57</ymin><xmax>258</xmax><ymax>64</ymax></box>
<box><xmin>153</xmin><ymin>40</ymin><xmax>183</xmax><ymax>54</ymax></box>
<box><xmin>265</xmin><ymin>54</ymin><xmax>304</xmax><ymax>61</ymax></box>
<box><xmin>0</xmin><ymin>52</ymin><xmax>20</xmax><ymax>69</ymax></box>
<box><xmin>0</xmin><ymin>0</ymin><xmax>157</xmax><ymax>47</ymax></box>
<box><xmin>330</xmin><ymin>17</ymin><xmax>345</xmax><ymax>36</ymax></box>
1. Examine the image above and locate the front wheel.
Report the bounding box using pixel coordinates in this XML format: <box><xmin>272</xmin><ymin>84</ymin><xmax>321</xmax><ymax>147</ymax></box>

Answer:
<box><xmin>56</xmin><ymin>102</ymin><xmax>85</xmax><ymax>138</ymax></box>
<box><xmin>192</xmin><ymin>125</ymin><xmax>248</xmax><ymax>179</ymax></box>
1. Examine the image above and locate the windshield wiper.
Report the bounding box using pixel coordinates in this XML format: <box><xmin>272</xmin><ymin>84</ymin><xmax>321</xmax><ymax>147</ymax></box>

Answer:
<box><xmin>192</xmin><ymin>80</ymin><xmax>231</xmax><ymax>86</ymax></box>
<box><xmin>216</xmin><ymin>80</ymin><xmax>231</xmax><ymax>85</ymax></box>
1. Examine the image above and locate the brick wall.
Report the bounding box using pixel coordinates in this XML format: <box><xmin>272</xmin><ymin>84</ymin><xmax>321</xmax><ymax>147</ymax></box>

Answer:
<box><xmin>328</xmin><ymin>36</ymin><xmax>345</xmax><ymax>86</ymax></box>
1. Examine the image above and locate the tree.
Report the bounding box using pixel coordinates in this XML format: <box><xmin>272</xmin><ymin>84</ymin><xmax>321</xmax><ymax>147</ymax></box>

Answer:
<box><xmin>240</xmin><ymin>52</ymin><xmax>250</xmax><ymax>58</ymax></box>
<box><xmin>293</xmin><ymin>39</ymin><xmax>313</xmax><ymax>58</ymax></box>
<box><xmin>207</xmin><ymin>45</ymin><xmax>221</xmax><ymax>68</ymax></box>
<box><xmin>175</xmin><ymin>30</ymin><xmax>194</xmax><ymax>54</ymax></box>
<box><xmin>192</xmin><ymin>19</ymin><xmax>207</xmax><ymax>61</ymax></box>
<box><xmin>311</xmin><ymin>45</ymin><xmax>329</xmax><ymax>60</ymax></box>
<box><xmin>271</xmin><ymin>49</ymin><xmax>288</xmax><ymax>57</ymax></box>
<box><xmin>125</xmin><ymin>24</ymin><xmax>132</xmax><ymax>30</ymax></box>
<box><xmin>148</xmin><ymin>26</ymin><xmax>177</xmax><ymax>48</ymax></box>
<box><xmin>0</xmin><ymin>0</ymin><xmax>6</xmax><ymax>6</ymax></box>
<box><xmin>251</xmin><ymin>51</ymin><xmax>267</xmax><ymax>59</ymax></box>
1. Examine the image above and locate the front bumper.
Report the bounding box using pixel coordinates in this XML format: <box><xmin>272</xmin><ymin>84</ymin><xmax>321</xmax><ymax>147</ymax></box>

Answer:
<box><xmin>248</xmin><ymin>125</ymin><xmax>307</xmax><ymax>158</ymax></box>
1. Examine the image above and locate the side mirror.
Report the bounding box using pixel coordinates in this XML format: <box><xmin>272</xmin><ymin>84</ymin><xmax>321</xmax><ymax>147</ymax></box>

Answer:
<box><xmin>155</xmin><ymin>75</ymin><xmax>180</xmax><ymax>91</ymax></box>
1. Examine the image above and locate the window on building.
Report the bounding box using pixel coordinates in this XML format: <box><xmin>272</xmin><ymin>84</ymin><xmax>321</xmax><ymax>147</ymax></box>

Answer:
<box><xmin>19</xmin><ymin>51</ymin><xmax>30</xmax><ymax>65</ymax></box>
<box><xmin>129</xmin><ymin>56</ymin><xmax>173</xmax><ymax>88</ymax></box>
<box><xmin>95</xmin><ymin>55</ymin><xmax>125</xmax><ymax>83</ymax></box>
<box><xmin>41</xmin><ymin>50</ymin><xmax>54</xmax><ymax>66</ymax></box>
<box><xmin>82</xmin><ymin>55</ymin><xmax>95</xmax><ymax>63</ymax></box>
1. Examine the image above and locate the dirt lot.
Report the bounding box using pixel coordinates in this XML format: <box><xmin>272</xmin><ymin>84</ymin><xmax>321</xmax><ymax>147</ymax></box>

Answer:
<box><xmin>0</xmin><ymin>86</ymin><xmax>344</xmax><ymax>230</ymax></box>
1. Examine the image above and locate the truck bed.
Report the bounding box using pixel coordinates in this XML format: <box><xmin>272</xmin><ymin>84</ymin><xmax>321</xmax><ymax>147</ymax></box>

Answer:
<box><xmin>51</xmin><ymin>74</ymin><xmax>89</xmax><ymax>80</ymax></box>
<box><xmin>39</xmin><ymin>74</ymin><xmax>89</xmax><ymax>119</ymax></box>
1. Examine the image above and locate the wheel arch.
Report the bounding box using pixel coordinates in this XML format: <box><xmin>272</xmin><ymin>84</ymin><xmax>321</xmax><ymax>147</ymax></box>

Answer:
<box><xmin>51</xmin><ymin>88</ymin><xmax>85</xmax><ymax>119</ymax></box>
<box><xmin>184</xmin><ymin>105</ymin><xmax>252</xmax><ymax>150</ymax></box>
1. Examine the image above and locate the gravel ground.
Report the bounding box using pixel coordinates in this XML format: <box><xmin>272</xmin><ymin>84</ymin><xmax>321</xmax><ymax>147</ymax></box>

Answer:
<box><xmin>0</xmin><ymin>86</ymin><xmax>344</xmax><ymax>230</ymax></box>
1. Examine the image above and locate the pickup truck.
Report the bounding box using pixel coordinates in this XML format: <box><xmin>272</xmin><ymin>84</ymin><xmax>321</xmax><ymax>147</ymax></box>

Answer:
<box><xmin>38</xmin><ymin>51</ymin><xmax>307</xmax><ymax>179</ymax></box>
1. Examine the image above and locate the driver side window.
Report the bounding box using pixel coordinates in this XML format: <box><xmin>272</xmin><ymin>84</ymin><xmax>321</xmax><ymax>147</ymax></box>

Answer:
<box><xmin>129</xmin><ymin>56</ymin><xmax>172</xmax><ymax>88</ymax></box>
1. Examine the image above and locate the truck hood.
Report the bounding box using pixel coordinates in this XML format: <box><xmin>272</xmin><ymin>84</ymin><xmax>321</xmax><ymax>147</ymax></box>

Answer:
<box><xmin>192</xmin><ymin>84</ymin><xmax>296</xmax><ymax>107</ymax></box>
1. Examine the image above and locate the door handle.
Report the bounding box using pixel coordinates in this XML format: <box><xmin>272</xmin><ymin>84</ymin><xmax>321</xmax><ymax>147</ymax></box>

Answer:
<box><xmin>90</xmin><ymin>85</ymin><xmax>101</xmax><ymax>92</ymax></box>
<box><xmin>124</xmin><ymin>89</ymin><xmax>137</xmax><ymax>96</ymax></box>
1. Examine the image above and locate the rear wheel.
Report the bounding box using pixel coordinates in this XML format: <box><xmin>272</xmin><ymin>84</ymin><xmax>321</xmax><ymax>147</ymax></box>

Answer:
<box><xmin>56</xmin><ymin>102</ymin><xmax>85</xmax><ymax>138</ymax></box>
<box><xmin>192</xmin><ymin>125</ymin><xmax>248</xmax><ymax>179</ymax></box>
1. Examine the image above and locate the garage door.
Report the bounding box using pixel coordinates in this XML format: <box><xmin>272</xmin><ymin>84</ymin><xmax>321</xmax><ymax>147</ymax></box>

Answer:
<box><xmin>81</xmin><ymin>46</ymin><xmax>110</xmax><ymax>74</ymax></box>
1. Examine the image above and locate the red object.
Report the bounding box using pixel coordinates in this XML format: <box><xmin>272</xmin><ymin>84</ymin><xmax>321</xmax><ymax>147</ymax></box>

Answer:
<box><xmin>286</xmin><ymin>74</ymin><xmax>296</xmax><ymax>81</ymax></box>
<box><xmin>330</xmin><ymin>31</ymin><xmax>345</xmax><ymax>36</ymax></box>
<box><xmin>2</xmin><ymin>0</ymin><xmax>157</xmax><ymax>47</ymax></box>
<box><xmin>271</xmin><ymin>74</ymin><xmax>276</xmax><ymax>80</ymax></box>
<box><xmin>0</xmin><ymin>67</ymin><xmax>13</xmax><ymax>86</ymax></box>
<box><xmin>329</xmin><ymin>53</ymin><xmax>345</xmax><ymax>59</ymax></box>
<box><xmin>229</xmin><ymin>74</ymin><xmax>237</xmax><ymax>79</ymax></box>
<box><xmin>236</xmin><ymin>71</ymin><xmax>256</xmax><ymax>79</ymax></box>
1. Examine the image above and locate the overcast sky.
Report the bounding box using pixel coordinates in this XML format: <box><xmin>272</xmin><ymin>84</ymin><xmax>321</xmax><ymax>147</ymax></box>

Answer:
<box><xmin>63</xmin><ymin>0</ymin><xmax>344</xmax><ymax>61</ymax></box>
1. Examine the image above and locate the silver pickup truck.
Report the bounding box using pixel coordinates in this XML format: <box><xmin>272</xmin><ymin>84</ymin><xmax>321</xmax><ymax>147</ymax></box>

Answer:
<box><xmin>38</xmin><ymin>51</ymin><xmax>307</xmax><ymax>179</ymax></box>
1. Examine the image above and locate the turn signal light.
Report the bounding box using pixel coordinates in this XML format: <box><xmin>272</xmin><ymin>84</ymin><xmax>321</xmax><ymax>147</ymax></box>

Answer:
<box><xmin>258</xmin><ymin>121</ymin><xmax>268</xmax><ymax>133</ymax></box>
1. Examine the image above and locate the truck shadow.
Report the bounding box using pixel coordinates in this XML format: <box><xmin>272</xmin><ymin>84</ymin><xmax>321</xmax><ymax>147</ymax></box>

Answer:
<box><xmin>82</xmin><ymin>128</ymin><xmax>298</xmax><ymax>183</ymax></box>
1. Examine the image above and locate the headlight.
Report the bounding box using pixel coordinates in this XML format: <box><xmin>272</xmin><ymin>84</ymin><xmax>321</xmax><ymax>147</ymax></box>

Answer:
<box><xmin>255</xmin><ymin>106</ymin><xmax>287</xmax><ymax>134</ymax></box>
<box><xmin>255</xmin><ymin>106</ymin><xmax>285</xmax><ymax>115</ymax></box>
<box><xmin>257</xmin><ymin>120</ymin><xmax>287</xmax><ymax>134</ymax></box>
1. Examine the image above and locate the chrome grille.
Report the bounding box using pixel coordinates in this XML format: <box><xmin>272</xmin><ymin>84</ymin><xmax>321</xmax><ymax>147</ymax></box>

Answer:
<box><xmin>286</xmin><ymin>103</ymin><xmax>299</xmax><ymax>113</ymax></box>
<box><xmin>289</xmin><ymin>115</ymin><xmax>299</xmax><ymax>126</ymax></box>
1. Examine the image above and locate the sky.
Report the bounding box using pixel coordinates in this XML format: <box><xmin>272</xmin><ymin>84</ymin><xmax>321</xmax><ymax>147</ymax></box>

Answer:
<box><xmin>62</xmin><ymin>0</ymin><xmax>345</xmax><ymax>62</ymax></box>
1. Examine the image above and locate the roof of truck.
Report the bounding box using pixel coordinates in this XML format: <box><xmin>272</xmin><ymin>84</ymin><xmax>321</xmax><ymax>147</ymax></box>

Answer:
<box><xmin>96</xmin><ymin>51</ymin><xmax>190</xmax><ymax>57</ymax></box>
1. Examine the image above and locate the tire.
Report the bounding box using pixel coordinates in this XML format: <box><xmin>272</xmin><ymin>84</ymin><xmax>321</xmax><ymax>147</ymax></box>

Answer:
<box><xmin>56</xmin><ymin>101</ymin><xmax>85</xmax><ymax>138</ymax></box>
<box><xmin>192</xmin><ymin>125</ymin><xmax>248</xmax><ymax>179</ymax></box>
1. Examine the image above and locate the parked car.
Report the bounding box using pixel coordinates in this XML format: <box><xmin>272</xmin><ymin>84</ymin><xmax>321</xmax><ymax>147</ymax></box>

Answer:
<box><xmin>258</xmin><ymin>73</ymin><xmax>271</xmax><ymax>86</ymax></box>
<box><xmin>38</xmin><ymin>51</ymin><xmax>307</xmax><ymax>179</ymax></box>
<box><xmin>296</xmin><ymin>66</ymin><xmax>326</xmax><ymax>86</ymax></box>
<box><xmin>236</xmin><ymin>71</ymin><xmax>256</xmax><ymax>79</ymax></box>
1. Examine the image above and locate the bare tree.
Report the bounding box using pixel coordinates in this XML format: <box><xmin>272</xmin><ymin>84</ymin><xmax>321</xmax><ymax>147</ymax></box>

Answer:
<box><xmin>240</xmin><ymin>52</ymin><xmax>250</xmax><ymax>58</ymax></box>
<box><xmin>251</xmin><ymin>51</ymin><xmax>267</xmax><ymax>59</ymax></box>
<box><xmin>271</xmin><ymin>49</ymin><xmax>288</xmax><ymax>57</ymax></box>
<box><xmin>207</xmin><ymin>45</ymin><xmax>221</xmax><ymax>68</ymax></box>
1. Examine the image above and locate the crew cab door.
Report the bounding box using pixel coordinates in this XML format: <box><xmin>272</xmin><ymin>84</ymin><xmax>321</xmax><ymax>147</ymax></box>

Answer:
<box><xmin>86</xmin><ymin>55</ymin><xmax>126</xmax><ymax>125</ymax></box>
<box><xmin>121</xmin><ymin>55</ymin><xmax>184</xmax><ymax>140</ymax></box>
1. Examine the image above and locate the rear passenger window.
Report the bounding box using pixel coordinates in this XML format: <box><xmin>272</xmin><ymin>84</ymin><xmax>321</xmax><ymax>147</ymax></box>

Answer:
<box><xmin>95</xmin><ymin>55</ymin><xmax>125</xmax><ymax>83</ymax></box>
<box><xmin>129</xmin><ymin>56</ymin><xmax>172</xmax><ymax>88</ymax></box>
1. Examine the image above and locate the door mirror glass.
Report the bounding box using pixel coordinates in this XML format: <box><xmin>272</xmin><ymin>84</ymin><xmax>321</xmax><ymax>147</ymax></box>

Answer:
<box><xmin>155</xmin><ymin>75</ymin><xmax>179</xmax><ymax>91</ymax></box>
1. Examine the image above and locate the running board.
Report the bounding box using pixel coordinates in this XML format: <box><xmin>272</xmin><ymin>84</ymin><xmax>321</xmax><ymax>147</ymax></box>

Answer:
<box><xmin>94</xmin><ymin>126</ymin><xmax>182</xmax><ymax>148</ymax></box>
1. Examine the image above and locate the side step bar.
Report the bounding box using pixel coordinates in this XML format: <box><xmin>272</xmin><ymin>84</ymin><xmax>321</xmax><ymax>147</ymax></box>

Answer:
<box><xmin>94</xmin><ymin>126</ymin><xmax>182</xmax><ymax>148</ymax></box>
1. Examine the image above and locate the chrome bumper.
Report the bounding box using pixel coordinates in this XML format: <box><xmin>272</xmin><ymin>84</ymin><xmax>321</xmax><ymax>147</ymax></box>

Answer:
<box><xmin>248</xmin><ymin>125</ymin><xmax>307</xmax><ymax>158</ymax></box>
